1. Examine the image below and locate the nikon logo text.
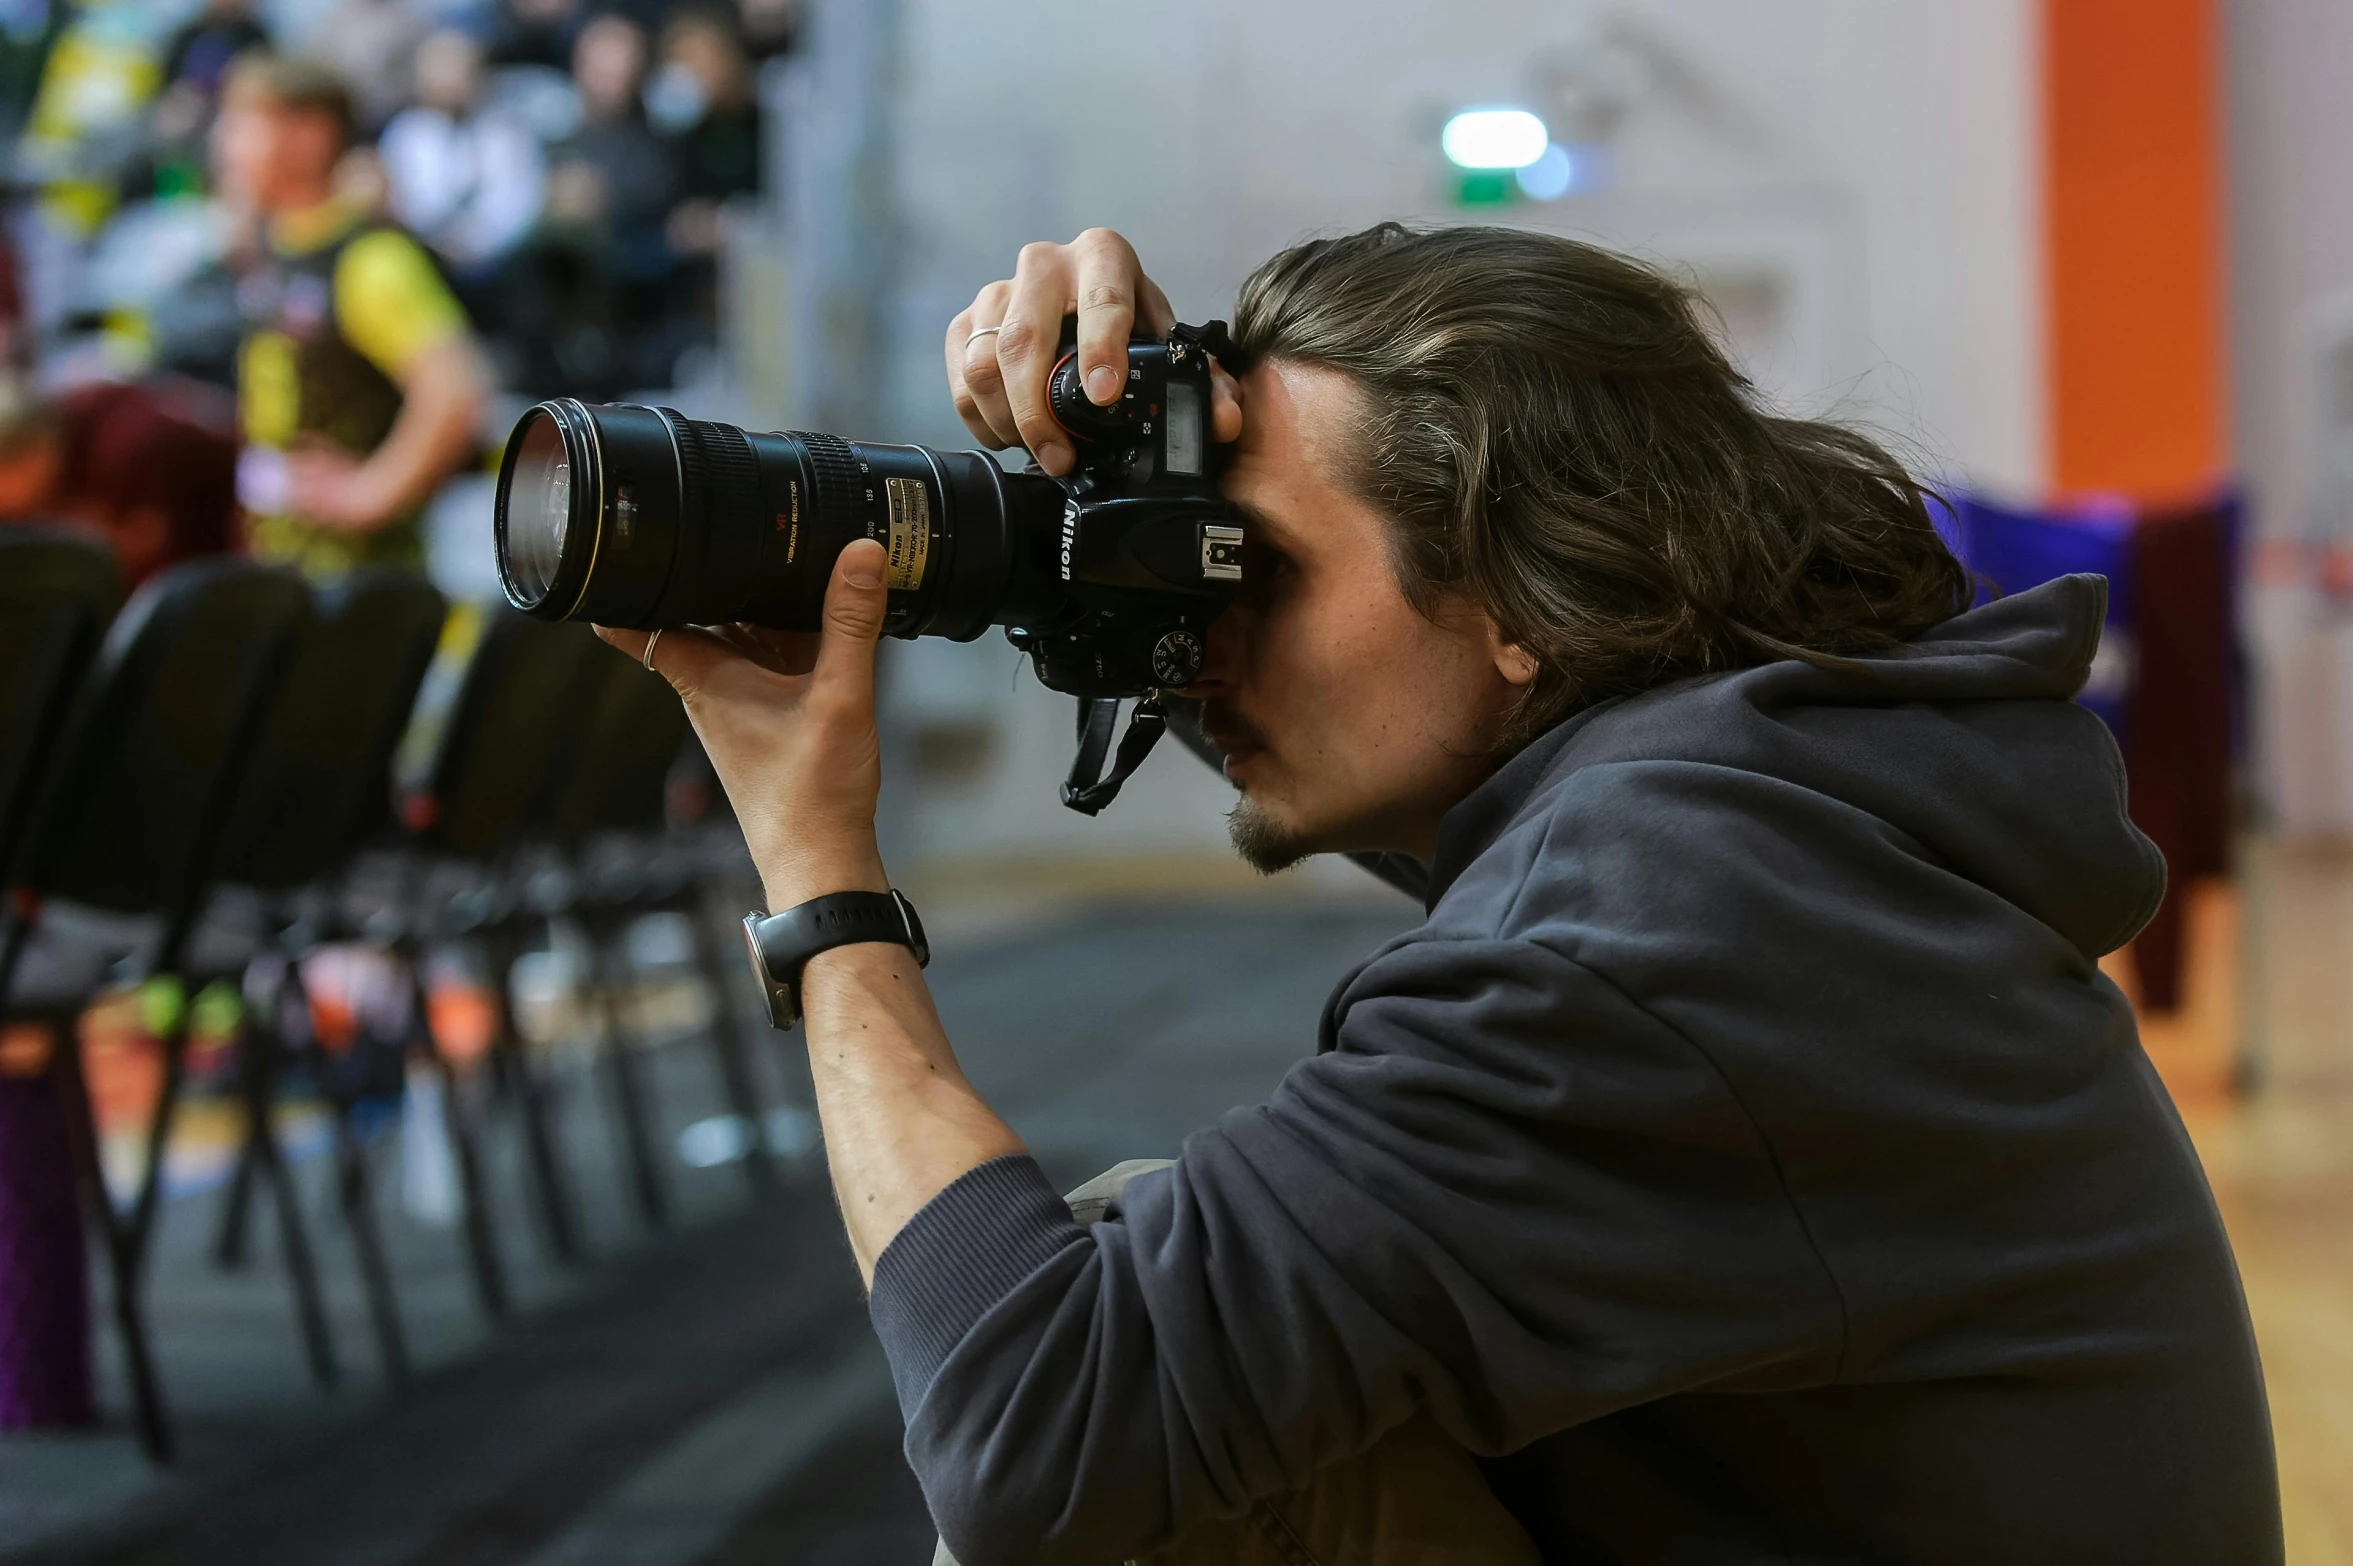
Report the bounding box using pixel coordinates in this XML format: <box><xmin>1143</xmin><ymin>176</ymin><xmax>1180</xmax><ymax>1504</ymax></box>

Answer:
<box><xmin>1059</xmin><ymin>500</ymin><xmax>1080</xmax><ymax>581</ymax></box>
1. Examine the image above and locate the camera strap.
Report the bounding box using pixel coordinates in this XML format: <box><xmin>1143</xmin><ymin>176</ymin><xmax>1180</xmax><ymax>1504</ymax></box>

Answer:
<box><xmin>1061</xmin><ymin>695</ymin><xmax>1169</xmax><ymax>815</ymax></box>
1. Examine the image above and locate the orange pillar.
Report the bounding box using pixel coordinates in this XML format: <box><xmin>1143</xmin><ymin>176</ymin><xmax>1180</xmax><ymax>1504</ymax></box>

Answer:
<box><xmin>2043</xmin><ymin>0</ymin><xmax>2228</xmax><ymax>501</ymax></box>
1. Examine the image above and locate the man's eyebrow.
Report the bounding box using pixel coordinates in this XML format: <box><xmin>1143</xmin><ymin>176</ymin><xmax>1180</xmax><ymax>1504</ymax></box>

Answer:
<box><xmin>1227</xmin><ymin>497</ymin><xmax>1289</xmax><ymax>541</ymax></box>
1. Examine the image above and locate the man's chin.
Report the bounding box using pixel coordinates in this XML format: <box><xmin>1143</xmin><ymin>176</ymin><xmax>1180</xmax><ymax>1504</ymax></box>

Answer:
<box><xmin>1227</xmin><ymin>796</ymin><xmax>1312</xmax><ymax>875</ymax></box>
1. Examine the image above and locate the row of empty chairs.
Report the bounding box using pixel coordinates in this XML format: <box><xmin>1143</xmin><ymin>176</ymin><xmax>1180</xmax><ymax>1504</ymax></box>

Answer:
<box><xmin>0</xmin><ymin>527</ymin><xmax>775</xmax><ymax>1462</ymax></box>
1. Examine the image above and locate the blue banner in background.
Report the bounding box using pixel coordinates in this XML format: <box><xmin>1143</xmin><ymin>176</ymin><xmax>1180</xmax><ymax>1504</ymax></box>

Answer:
<box><xmin>1935</xmin><ymin>493</ymin><xmax>2138</xmax><ymax>738</ymax></box>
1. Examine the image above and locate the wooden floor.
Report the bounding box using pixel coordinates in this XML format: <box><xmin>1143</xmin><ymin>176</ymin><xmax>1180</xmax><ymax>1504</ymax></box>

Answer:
<box><xmin>2115</xmin><ymin>844</ymin><xmax>2353</xmax><ymax>1565</ymax></box>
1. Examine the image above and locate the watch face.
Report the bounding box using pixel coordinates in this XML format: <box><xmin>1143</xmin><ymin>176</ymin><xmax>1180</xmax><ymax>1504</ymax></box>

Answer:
<box><xmin>890</xmin><ymin>889</ymin><xmax>932</xmax><ymax>968</ymax></box>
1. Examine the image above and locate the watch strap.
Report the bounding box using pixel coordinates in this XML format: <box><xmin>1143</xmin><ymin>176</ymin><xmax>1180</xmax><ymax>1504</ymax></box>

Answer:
<box><xmin>743</xmin><ymin>889</ymin><xmax>929</xmax><ymax>1029</ymax></box>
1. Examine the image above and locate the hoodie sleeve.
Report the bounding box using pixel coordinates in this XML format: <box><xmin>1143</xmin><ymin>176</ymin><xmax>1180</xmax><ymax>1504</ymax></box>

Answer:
<box><xmin>869</xmin><ymin>935</ymin><xmax>1844</xmax><ymax>1566</ymax></box>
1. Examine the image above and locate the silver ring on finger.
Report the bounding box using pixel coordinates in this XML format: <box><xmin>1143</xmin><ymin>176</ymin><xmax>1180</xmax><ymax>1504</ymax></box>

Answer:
<box><xmin>641</xmin><ymin>627</ymin><xmax>664</xmax><ymax>673</ymax></box>
<box><xmin>964</xmin><ymin>325</ymin><xmax>1004</xmax><ymax>348</ymax></box>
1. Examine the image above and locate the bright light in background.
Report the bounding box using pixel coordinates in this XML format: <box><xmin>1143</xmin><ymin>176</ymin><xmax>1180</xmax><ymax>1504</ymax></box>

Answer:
<box><xmin>676</xmin><ymin>1108</ymin><xmax>820</xmax><ymax>1168</ymax></box>
<box><xmin>1441</xmin><ymin>108</ymin><xmax>1551</xmax><ymax>170</ymax></box>
<box><xmin>1516</xmin><ymin>143</ymin><xmax>1578</xmax><ymax>200</ymax></box>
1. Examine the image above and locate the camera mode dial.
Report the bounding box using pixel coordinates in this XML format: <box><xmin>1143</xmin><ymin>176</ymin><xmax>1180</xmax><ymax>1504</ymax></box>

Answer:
<box><xmin>1150</xmin><ymin>628</ymin><xmax>1203</xmax><ymax>688</ymax></box>
<box><xmin>1048</xmin><ymin>351</ymin><xmax>1145</xmax><ymax>443</ymax></box>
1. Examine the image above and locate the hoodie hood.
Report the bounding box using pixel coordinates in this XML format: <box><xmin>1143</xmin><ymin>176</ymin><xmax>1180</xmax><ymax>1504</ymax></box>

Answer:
<box><xmin>1428</xmin><ymin>574</ymin><xmax>2165</xmax><ymax>962</ymax></box>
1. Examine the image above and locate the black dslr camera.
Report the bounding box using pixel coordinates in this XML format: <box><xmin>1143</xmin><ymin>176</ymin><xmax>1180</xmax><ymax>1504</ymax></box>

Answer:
<box><xmin>493</xmin><ymin>321</ymin><xmax>1242</xmax><ymax>813</ymax></box>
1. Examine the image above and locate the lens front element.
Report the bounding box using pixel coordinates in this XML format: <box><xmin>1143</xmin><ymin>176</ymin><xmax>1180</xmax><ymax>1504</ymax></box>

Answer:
<box><xmin>500</xmin><ymin>409</ymin><xmax>577</xmax><ymax>608</ymax></box>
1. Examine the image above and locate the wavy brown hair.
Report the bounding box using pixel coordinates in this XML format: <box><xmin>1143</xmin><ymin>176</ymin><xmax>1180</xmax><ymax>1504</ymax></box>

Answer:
<box><xmin>1224</xmin><ymin>223</ymin><xmax>1969</xmax><ymax>745</ymax></box>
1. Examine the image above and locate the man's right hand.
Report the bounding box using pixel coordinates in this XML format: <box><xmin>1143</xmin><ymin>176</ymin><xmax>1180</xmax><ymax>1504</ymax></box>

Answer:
<box><xmin>945</xmin><ymin>228</ymin><xmax>1240</xmax><ymax>476</ymax></box>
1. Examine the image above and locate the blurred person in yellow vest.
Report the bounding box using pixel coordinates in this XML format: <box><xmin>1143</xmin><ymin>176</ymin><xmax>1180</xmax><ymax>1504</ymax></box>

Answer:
<box><xmin>212</xmin><ymin>53</ymin><xmax>487</xmax><ymax>576</ymax></box>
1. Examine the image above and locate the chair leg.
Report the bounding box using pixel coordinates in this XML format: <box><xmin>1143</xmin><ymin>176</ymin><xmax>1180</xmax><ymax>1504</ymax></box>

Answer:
<box><xmin>51</xmin><ymin>1018</ymin><xmax>174</xmax><ymax>1463</ymax></box>
<box><xmin>685</xmin><ymin>899</ymin><xmax>776</xmax><ymax>1192</ymax></box>
<box><xmin>405</xmin><ymin>954</ymin><xmax>509</xmax><ymax>1321</ymax></box>
<box><xmin>209</xmin><ymin>1137</ymin><xmax>258</xmax><ymax>1268</ymax></box>
<box><xmin>332</xmin><ymin>1111</ymin><xmax>412</xmax><ymax>1385</ymax></box>
<box><xmin>283</xmin><ymin>960</ymin><xmax>411</xmax><ymax>1386</ymax></box>
<box><xmin>108</xmin><ymin>990</ymin><xmax>213</xmax><ymax>1460</ymax></box>
<box><xmin>485</xmin><ymin>924</ymin><xmax>585</xmax><ymax>1266</ymax></box>
<box><xmin>236</xmin><ymin>990</ymin><xmax>340</xmax><ymax>1390</ymax></box>
<box><xmin>119</xmin><ymin>977</ymin><xmax>212</xmax><ymax>1255</ymax></box>
<box><xmin>589</xmin><ymin>930</ymin><xmax>668</xmax><ymax>1230</ymax></box>
<box><xmin>0</xmin><ymin>902</ymin><xmax>29</xmax><ymax>1008</ymax></box>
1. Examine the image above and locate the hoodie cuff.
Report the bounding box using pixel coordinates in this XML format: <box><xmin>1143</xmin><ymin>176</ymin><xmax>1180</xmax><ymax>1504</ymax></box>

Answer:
<box><xmin>868</xmin><ymin>1154</ymin><xmax>1087</xmax><ymax>1419</ymax></box>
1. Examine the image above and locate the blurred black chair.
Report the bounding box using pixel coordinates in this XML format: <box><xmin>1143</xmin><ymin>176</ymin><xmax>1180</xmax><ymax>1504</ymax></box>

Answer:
<box><xmin>203</xmin><ymin>570</ymin><xmax>448</xmax><ymax>1389</ymax></box>
<box><xmin>391</xmin><ymin>607</ymin><xmax>607</xmax><ymax>1307</ymax></box>
<box><xmin>0</xmin><ymin>557</ymin><xmax>310</xmax><ymax>1463</ymax></box>
<box><xmin>0</xmin><ymin>530</ymin><xmax>123</xmax><ymax>887</ymax></box>
<box><xmin>538</xmin><ymin>646</ymin><xmax>776</xmax><ymax>1227</ymax></box>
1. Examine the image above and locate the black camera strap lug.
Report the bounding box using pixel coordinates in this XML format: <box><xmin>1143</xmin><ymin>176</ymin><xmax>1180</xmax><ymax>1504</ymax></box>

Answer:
<box><xmin>1061</xmin><ymin>695</ymin><xmax>1169</xmax><ymax>816</ymax></box>
<box><xmin>1169</xmin><ymin>319</ymin><xmax>1246</xmax><ymax>373</ymax></box>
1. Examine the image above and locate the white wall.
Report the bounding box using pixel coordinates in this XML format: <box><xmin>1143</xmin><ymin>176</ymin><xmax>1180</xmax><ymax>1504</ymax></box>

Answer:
<box><xmin>2226</xmin><ymin>0</ymin><xmax>2353</xmax><ymax>833</ymax></box>
<box><xmin>870</xmin><ymin>0</ymin><xmax>2046</xmax><ymax>864</ymax></box>
<box><xmin>2227</xmin><ymin>0</ymin><xmax>2353</xmax><ymax>545</ymax></box>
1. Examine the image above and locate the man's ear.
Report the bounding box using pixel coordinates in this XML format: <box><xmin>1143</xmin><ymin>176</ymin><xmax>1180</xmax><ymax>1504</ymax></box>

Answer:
<box><xmin>1489</xmin><ymin>624</ymin><xmax>1540</xmax><ymax>688</ymax></box>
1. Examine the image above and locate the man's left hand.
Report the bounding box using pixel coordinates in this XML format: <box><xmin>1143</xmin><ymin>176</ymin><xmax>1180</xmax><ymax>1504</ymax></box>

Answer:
<box><xmin>593</xmin><ymin>538</ymin><xmax>891</xmax><ymax>912</ymax></box>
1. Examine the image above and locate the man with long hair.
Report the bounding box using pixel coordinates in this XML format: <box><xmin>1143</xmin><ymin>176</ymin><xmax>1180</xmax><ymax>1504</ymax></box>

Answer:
<box><xmin>608</xmin><ymin>225</ymin><xmax>2279</xmax><ymax>1564</ymax></box>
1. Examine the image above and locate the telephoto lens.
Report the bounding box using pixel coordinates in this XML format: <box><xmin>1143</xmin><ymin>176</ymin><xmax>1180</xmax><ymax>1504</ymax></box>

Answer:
<box><xmin>494</xmin><ymin>321</ymin><xmax>1246</xmax><ymax>811</ymax></box>
<box><xmin>495</xmin><ymin>399</ymin><xmax>1066</xmax><ymax>643</ymax></box>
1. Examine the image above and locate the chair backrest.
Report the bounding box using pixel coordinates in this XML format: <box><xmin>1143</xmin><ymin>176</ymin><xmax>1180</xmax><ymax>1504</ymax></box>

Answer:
<box><xmin>404</xmin><ymin>609</ymin><xmax>605</xmax><ymax>862</ymax></box>
<box><xmin>21</xmin><ymin>558</ymin><xmax>311</xmax><ymax>934</ymax></box>
<box><xmin>0</xmin><ymin>528</ymin><xmax>121</xmax><ymax>886</ymax></box>
<box><xmin>218</xmin><ymin>570</ymin><xmax>449</xmax><ymax>893</ymax></box>
<box><xmin>548</xmin><ymin>645</ymin><xmax>692</xmax><ymax>840</ymax></box>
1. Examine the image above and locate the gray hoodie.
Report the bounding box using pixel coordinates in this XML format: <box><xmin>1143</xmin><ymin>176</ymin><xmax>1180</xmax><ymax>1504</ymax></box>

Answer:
<box><xmin>869</xmin><ymin>575</ymin><xmax>2281</xmax><ymax>1566</ymax></box>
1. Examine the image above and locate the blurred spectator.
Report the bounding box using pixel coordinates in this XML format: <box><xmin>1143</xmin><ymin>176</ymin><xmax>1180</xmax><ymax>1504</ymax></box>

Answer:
<box><xmin>0</xmin><ymin>0</ymin><xmax>63</xmax><ymax>147</ymax></box>
<box><xmin>380</xmin><ymin>30</ymin><xmax>545</xmax><ymax>281</ymax></box>
<box><xmin>527</xmin><ymin>12</ymin><xmax>680</xmax><ymax>392</ymax></box>
<box><xmin>734</xmin><ymin>0</ymin><xmax>798</xmax><ymax>62</ymax></box>
<box><xmin>653</xmin><ymin>8</ymin><xmax>759</xmax><ymax>218</ymax></box>
<box><xmin>162</xmin><ymin>0</ymin><xmax>270</xmax><ymax>99</ymax></box>
<box><xmin>311</xmin><ymin>0</ymin><xmax>424</xmax><ymax>133</ymax></box>
<box><xmin>153</xmin><ymin>0</ymin><xmax>269</xmax><ymax>143</ymax></box>
<box><xmin>648</xmin><ymin>10</ymin><xmax>757</xmax><ymax>361</ymax></box>
<box><xmin>547</xmin><ymin>14</ymin><xmax>674</xmax><ymax>250</ymax></box>
<box><xmin>485</xmin><ymin>0</ymin><xmax>587</xmax><ymax>72</ymax></box>
<box><xmin>147</xmin><ymin>0</ymin><xmax>270</xmax><ymax>200</ymax></box>
<box><xmin>17</xmin><ymin>9</ymin><xmax>163</xmax><ymax>236</ymax></box>
<box><xmin>212</xmin><ymin>53</ymin><xmax>487</xmax><ymax>576</ymax></box>
<box><xmin>0</xmin><ymin>377</ymin><xmax>237</xmax><ymax>586</ymax></box>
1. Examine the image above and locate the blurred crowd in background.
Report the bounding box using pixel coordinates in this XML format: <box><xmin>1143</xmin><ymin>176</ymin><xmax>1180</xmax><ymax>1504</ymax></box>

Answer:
<box><xmin>0</xmin><ymin>0</ymin><xmax>790</xmax><ymax>589</ymax></box>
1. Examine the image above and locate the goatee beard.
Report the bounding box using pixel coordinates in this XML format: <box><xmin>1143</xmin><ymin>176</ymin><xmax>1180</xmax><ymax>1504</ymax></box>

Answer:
<box><xmin>1228</xmin><ymin>797</ymin><xmax>1308</xmax><ymax>875</ymax></box>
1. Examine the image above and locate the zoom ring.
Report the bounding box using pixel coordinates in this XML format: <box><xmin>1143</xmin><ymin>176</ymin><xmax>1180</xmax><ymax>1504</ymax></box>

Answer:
<box><xmin>677</xmin><ymin>417</ymin><xmax>763</xmax><ymax>521</ymax></box>
<box><xmin>798</xmin><ymin>430</ymin><xmax>874</xmax><ymax>537</ymax></box>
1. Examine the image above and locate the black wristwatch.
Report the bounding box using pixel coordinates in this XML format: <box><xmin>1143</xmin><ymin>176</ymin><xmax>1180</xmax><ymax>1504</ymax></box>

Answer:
<box><xmin>741</xmin><ymin>889</ymin><xmax>930</xmax><ymax>1029</ymax></box>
